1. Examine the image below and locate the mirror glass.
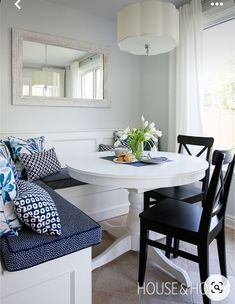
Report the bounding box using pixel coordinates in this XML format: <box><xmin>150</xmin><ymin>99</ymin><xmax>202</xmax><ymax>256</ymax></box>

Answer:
<box><xmin>22</xmin><ymin>41</ymin><xmax>104</xmax><ymax>99</ymax></box>
<box><xmin>12</xmin><ymin>29</ymin><xmax>110</xmax><ymax>107</ymax></box>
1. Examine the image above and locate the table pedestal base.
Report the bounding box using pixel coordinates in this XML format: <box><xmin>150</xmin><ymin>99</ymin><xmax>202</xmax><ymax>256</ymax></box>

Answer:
<box><xmin>92</xmin><ymin>189</ymin><xmax>191</xmax><ymax>288</ymax></box>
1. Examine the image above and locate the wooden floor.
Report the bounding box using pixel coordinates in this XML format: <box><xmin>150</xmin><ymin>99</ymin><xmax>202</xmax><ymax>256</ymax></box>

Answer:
<box><xmin>92</xmin><ymin>216</ymin><xmax>235</xmax><ymax>304</ymax></box>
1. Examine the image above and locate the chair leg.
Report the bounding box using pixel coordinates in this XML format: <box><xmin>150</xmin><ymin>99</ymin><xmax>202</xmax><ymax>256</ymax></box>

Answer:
<box><xmin>165</xmin><ymin>236</ymin><xmax>172</xmax><ymax>258</ymax></box>
<box><xmin>216</xmin><ymin>228</ymin><xmax>227</xmax><ymax>277</ymax></box>
<box><xmin>138</xmin><ymin>221</ymin><xmax>149</xmax><ymax>286</ymax></box>
<box><xmin>173</xmin><ymin>239</ymin><xmax>180</xmax><ymax>258</ymax></box>
<box><xmin>144</xmin><ymin>193</ymin><xmax>150</xmax><ymax>210</ymax></box>
<box><xmin>198</xmin><ymin>244</ymin><xmax>210</xmax><ymax>304</ymax></box>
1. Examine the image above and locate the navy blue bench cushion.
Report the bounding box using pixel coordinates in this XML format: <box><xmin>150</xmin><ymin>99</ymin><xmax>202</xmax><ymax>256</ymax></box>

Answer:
<box><xmin>41</xmin><ymin>167</ymin><xmax>86</xmax><ymax>189</ymax></box>
<box><xmin>1</xmin><ymin>180</ymin><xmax>101</xmax><ymax>271</ymax></box>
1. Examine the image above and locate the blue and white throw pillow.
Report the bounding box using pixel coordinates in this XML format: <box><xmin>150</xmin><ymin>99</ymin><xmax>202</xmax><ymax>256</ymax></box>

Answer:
<box><xmin>9</xmin><ymin>136</ymin><xmax>45</xmax><ymax>159</ymax></box>
<box><xmin>0</xmin><ymin>140</ymin><xmax>18</xmax><ymax>181</ymax></box>
<box><xmin>113</xmin><ymin>130</ymin><xmax>130</xmax><ymax>148</ymax></box>
<box><xmin>0</xmin><ymin>158</ymin><xmax>22</xmax><ymax>237</ymax></box>
<box><xmin>19</xmin><ymin>148</ymin><xmax>61</xmax><ymax>182</ymax></box>
<box><xmin>8</xmin><ymin>136</ymin><xmax>45</xmax><ymax>179</ymax></box>
<box><xmin>15</xmin><ymin>180</ymin><xmax>62</xmax><ymax>236</ymax></box>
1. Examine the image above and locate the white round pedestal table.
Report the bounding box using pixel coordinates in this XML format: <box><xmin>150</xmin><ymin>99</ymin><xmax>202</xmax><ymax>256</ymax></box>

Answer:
<box><xmin>67</xmin><ymin>151</ymin><xmax>208</xmax><ymax>287</ymax></box>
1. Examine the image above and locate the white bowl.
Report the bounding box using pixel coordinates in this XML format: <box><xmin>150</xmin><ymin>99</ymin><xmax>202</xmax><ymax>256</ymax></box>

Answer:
<box><xmin>113</xmin><ymin>148</ymin><xmax>130</xmax><ymax>157</ymax></box>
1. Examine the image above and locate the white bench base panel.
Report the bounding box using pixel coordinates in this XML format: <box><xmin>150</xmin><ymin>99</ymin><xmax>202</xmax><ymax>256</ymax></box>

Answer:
<box><xmin>56</xmin><ymin>184</ymin><xmax>129</xmax><ymax>222</ymax></box>
<box><xmin>0</xmin><ymin>247</ymin><xmax>92</xmax><ymax>304</ymax></box>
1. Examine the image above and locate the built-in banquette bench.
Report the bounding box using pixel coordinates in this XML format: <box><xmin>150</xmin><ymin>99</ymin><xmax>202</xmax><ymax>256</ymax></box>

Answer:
<box><xmin>1</xmin><ymin>171</ymin><xmax>101</xmax><ymax>304</ymax></box>
<box><xmin>0</xmin><ymin>130</ymin><xmax>130</xmax><ymax>222</ymax></box>
<box><xmin>0</xmin><ymin>130</ymin><xmax>125</xmax><ymax>304</ymax></box>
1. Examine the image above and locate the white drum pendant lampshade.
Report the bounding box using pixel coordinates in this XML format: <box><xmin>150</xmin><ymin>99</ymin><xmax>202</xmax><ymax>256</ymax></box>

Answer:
<box><xmin>117</xmin><ymin>0</ymin><xmax>179</xmax><ymax>55</ymax></box>
<box><xmin>32</xmin><ymin>69</ymin><xmax>59</xmax><ymax>87</ymax></box>
<box><xmin>32</xmin><ymin>44</ymin><xmax>60</xmax><ymax>88</ymax></box>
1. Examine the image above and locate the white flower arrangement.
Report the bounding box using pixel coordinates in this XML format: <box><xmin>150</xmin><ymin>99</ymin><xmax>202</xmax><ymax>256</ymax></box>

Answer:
<box><xmin>115</xmin><ymin>116</ymin><xmax>162</xmax><ymax>158</ymax></box>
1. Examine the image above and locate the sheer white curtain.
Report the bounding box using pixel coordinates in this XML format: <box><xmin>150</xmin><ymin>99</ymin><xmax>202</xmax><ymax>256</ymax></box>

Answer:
<box><xmin>69</xmin><ymin>61</ymin><xmax>81</xmax><ymax>98</ymax></box>
<box><xmin>168</xmin><ymin>0</ymin><xmax>204</xmax><ymax>152</ymax></box>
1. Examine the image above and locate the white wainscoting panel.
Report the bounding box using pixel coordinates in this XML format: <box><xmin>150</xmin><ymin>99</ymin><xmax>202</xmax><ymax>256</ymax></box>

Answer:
<box><xmin>53</xmin><ymin>138</ymin><xmax>97</xmax><ymax>167</ymax></box>
<box><xmin>1</xmin><ymin>129</ymin><xmax>114</xmax><ymax>166</ymax></box>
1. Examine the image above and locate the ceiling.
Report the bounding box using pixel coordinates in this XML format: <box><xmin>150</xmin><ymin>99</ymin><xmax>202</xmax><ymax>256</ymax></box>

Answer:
<box><xmin>23</xmin><ymin>41</ymin><xmax>88</xmax><ymax>67</ymax></box>
<box><xmin>45</xmin><ymin>0</ymin><xmax>189</xmax><ymax>20</ymax></box>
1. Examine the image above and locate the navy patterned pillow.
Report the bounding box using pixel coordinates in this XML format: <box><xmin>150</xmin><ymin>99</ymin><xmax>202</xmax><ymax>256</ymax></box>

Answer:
<box><xmin>19</xmin><ymin>148</ymin><xmax>61</xmax><ymax>182</ymax></box>
<box><xmin>15</xmin><ymin>180</ymin><xmax>62</xmax><ymax>236</ymax></box>
<box><xmin>98</xmin><ymin>144</ymin><xmax>114</xmax><ymax>152</ymax></box>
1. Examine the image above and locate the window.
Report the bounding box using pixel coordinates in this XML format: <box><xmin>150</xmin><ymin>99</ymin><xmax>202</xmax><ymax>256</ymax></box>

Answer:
<box><xmin>81</xmin><ymin>68</ymin><xmax>103</xmax><ymax>99</ymax></box>
<box><xmin>95</xmin><ymin>68</ymin><xmax>102</xmax><ymax>99</ymax></box>
<box><xmin>203</xmin><ymin>19</ymin><xmax>235</xmax><ymax>149</ymax></box>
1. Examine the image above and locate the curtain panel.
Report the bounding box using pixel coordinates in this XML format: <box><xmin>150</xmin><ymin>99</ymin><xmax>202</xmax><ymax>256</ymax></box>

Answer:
<box><xmin>168</xmin><ymin>0</ymin><xmax>204</xmax><ymax>152</ymax></box>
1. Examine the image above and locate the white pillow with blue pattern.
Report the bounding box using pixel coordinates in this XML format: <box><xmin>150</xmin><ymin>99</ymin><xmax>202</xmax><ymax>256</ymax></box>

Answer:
<box><xmin>0</xmin><ymin>140</ymin><xmax>18</xmax><ymax>181</ymax></box>
<box><xmin>8</xmin><ymin>136</ymin><xmax>45</xmax><ymax>179</ymax></box>
<box><xmin>0</xmin><ymin>158</ymin><xmax>22</xmax><ymax>237</ymax></box>
<box><xmin>14</xmin><ymin>180</ymin><xmax>62</xmax><ymax>236</ymax></box>
<box><xmin>113</xmin><ymin>131</ymin><xmax>129</xmax><ymax>148</ymax></box>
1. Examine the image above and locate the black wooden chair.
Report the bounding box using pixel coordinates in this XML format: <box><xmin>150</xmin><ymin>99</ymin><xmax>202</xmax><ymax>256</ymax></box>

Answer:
<box><xmin>138</xmin><ymin>149</ymin><xmax>235</xmax><ymax>304</ymax></box>
<box><xmin>144</xmin><ymin>135</ymin><xmax>214</xmax><ymax>208</ymax></box>
<box><xmin>144</xmin><ymin>135</ymin><xmax>214</xmax><ymax>258</ymax></box>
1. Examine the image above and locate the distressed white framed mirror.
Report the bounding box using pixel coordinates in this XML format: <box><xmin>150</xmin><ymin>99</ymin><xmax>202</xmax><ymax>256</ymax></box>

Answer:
<box><xmin>12</xmin><ymin>28</ymin><xmax>111</xmax><ymax>107</ymax></box>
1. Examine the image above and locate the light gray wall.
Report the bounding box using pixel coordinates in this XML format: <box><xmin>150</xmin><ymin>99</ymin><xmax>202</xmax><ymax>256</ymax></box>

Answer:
<box><xmin>0</xmin><ymin>3</ymin><xmax>2</xmax><ymax>133</ymax></box>
<box><xmin>140</xmin><ymin>54</ymin><xmax>170</xmax><ymax>151</ymax></box>
<box><xmin>0</xmin><ymin>0</ymin><xmax>141</xmax><ymax>133</ymax></box>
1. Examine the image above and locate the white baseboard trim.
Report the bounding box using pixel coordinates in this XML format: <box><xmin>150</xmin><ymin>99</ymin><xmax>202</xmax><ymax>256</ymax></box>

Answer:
<box><xmin>225</xmin><ymin>214</ymin><xmax>235</xmax><ymax>229</ymax></box>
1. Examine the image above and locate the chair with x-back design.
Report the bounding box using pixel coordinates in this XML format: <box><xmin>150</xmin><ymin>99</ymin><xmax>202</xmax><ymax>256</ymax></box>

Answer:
<box><xmin>139</xmin><ymin>149</ymin><xmax>235</xmax><ymax>304</ymax></box>
<box><xmin>144</xmin><ymin>135</ymin><xmax>214</xmax><ymax>258</ymax></box>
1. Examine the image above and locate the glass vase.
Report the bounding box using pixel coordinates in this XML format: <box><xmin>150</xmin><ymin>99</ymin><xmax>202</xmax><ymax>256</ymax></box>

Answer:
<box><xmin>132</xmin><ymin>141</ymin><xmax>144</xmax><ymax>160</ymax></box>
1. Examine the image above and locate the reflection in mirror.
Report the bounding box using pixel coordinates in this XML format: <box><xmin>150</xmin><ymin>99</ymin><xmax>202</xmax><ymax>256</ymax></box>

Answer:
<box><xmin>22</xmin><ymin>41</ymin><xmax>104</xmax><ymax>99</ymax></box>
<box><xmin>12</xmin><ymin>29</ymin><xmax>110</xmax><ymax>107</ymax></box>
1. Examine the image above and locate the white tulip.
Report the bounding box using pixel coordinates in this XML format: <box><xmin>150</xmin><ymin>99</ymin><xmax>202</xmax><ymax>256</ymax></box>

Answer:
<box><xmin>144</xmin><ymin>134</ymin><xmax>151</xmax><ymax>140</ymax></box>
<box><xmin>144</xmin><ymin>121</ymin><xmax>149</xmax><ymax>128</ymax></box>
<box><xmin>123</xmin><ymin>127</ymin><xmax>130</xmax><ymax>134</ymax></box>
<box><xmin>144</xmin><ymin>133</ymin><xmax>156</xmax><ymax>141</ymax></box>
<box><xmin>149</xmin><ymin>122</ymin><xmax>155</xmax><ymax>129</ymax></box>
<box><xmin>156</xmin><ymin>130</ymin><xmax>162</xmax><ymax>137</ymax></box>
<box><xmin>151</xmin><ymin>136</ymin><xmax>158</xmax><ymax>142</ymax></box>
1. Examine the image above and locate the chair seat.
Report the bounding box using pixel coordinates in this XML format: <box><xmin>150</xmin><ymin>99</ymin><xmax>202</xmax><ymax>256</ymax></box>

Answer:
<box><xmin>147</xmin><ymin>184</ymin><xmax>204</xmax><ymax>203</ymax></box>
<box><xmin>140</xmin><ymin>198</ymin><xmax>219</xmax><ymax>244</ymax></box>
